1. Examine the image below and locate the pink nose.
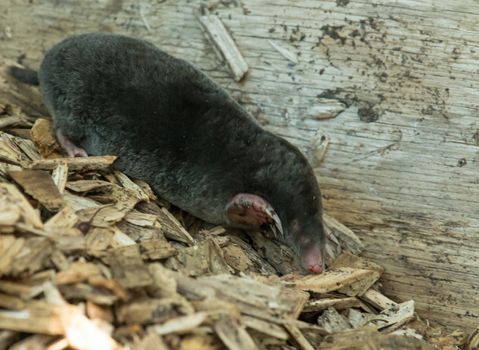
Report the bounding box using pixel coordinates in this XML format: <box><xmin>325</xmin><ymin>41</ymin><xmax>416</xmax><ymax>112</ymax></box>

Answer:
<box><xmin>308</xmin><ymin>264</ymin><xmax>323</xmax><ymax>274</ymax></box>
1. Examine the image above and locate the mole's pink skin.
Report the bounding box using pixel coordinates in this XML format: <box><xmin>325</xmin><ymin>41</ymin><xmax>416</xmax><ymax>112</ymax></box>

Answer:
<box><xmin>56</xmin><ymin>129</ymin><xmax>88</xmax><ymax>157</ymax></box>
<box><xmin>226</xmin><ymin>193</ymin><xmax>274</xmax><ymax>227</ymax></box>
<box><xmin>303</xmin><ymin>242</ymin><xmax>325</xmax><ymax>274</ymax></box>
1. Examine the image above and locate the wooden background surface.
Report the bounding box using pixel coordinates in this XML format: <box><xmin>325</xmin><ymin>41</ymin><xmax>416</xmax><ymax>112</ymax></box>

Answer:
<box><xmin>1</xmin><ymin>0</ymin><xmax>479</xmax><ymax>330</ymax></box>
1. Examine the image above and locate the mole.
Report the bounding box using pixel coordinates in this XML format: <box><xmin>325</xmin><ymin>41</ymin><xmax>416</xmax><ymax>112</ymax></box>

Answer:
<box><xmin>10</xmin><ymin>32</ymin><xmax>326</xmax><ymax>273</ymax></box>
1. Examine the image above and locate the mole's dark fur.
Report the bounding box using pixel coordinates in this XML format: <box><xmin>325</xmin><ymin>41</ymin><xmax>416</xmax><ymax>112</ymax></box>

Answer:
<box><xmin>12</xmin><ymin>33</ymin><xmax>326</xmax><ymax>273</ymax></box>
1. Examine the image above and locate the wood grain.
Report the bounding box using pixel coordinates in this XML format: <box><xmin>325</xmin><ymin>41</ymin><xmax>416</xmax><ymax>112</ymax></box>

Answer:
<box><xmin>1</xmin><ymin>0</ymin><xmax>479</xmax><ymax>329</ymax></box>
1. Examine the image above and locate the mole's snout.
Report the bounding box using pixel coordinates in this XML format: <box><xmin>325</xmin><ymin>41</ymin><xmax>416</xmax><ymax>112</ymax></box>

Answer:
<box><xmin>301</xmin><ymin>239</ymin><xmax>325</xmax><ymax>274</ymax></box>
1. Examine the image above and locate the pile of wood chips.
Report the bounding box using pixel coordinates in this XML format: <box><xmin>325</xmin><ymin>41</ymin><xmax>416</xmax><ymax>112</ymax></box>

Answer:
<box><xmin>0</xmin><ymin>102</ymin><xmax>476</xmax><ymax>350</ymax></box>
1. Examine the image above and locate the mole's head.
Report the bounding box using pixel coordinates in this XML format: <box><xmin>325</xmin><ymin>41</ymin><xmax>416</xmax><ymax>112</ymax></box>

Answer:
<box><xmin>284</xmin><ymin>210</ymin><xmax>326</xmax><ymax>274</ymax></box>
<box><xmin>272</xmin><ymin>138</ymin><xmax>326</xmax><ymax>274</ymax></box>
<box><xmin>225</xmin><ymin>136</ymin><xmax>326</xmax><ymax>274</ymax></box>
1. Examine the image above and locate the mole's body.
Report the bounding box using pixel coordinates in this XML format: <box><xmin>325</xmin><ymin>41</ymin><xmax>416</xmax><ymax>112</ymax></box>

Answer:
<box><xmin>14</xmin><ymin>33</ymin><xmax>326</xmax><ymax>273</ymax></box>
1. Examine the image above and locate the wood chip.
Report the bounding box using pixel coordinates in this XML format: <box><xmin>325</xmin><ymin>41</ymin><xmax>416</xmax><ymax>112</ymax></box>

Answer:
<box><xmin>107</xmin><ymin>245</ymin><xmax>153</xmax><ymax>289</ymax></box>
<box><xmin>331</xmin><ymin>253</ymin><xmax>382</xmax><ymax>296</ymax></box>
<box><xmin>60</xmin><ymin>283</ymin><xmax>118</xmax><ymax>306</ymax></box>
<box><xmin>157</xmin><ymin>207</ymin><xmax>194</xmax><ymax>245</ymax></box>
<box><xmin>304</xmin><ymin>297</ymin><xmax>360</xmax><ymax>313</ymax></box>
<box><xmin>30</xmin><ymin>156</ymin><xmax>117</xmax><ymax>171</ymax></box>
<box><xmin>0</xmin><ymin>202</ymin><xmax>20</xmax><ymax>227</ymax></box>
<box><xmin>152</xmin><ymin>312</ymin><xmax>208</xmax><ymax>335</ymax></box>
<box><xmin>331</xmin><ymin>252</ymin><xmax>383</xmax><ymax>273</ymax></box>
<box><xmin>63</xmin><ymin>191</ymin><xmax>101</xmax><ymax>211</ymax></box>
<box><xmin>0</xmin><ymin>182</ymin><xmax>43</xmax><ymax>228</ymax></box>
<box><xmin>317</xmin><ymin>307</ymin><xmax>352</xmax><ymax>333</ymax></box>
<box><xmin>14</xmin><ymin>136</ymin><xmax>40</xmax><ymax>161</ymax></box>
<box><xmin>0</xmin><ymin>302</ymin><xmax>64</xmax><ymax>335</ymax></box>
<box><xmin>114</xmin><ymin>171</ymin><xmax>150</xmax><ymax>202</ymax></box>
<box><xmin>50</xmin><ymin>250</ymin><xmax>70</xmax><ymax>271</ymax></box>
<box><xmin>268</xmin><ymin>40</ymin><xmax>298</xmax><ymax>63</ymax></box>
<box><xmin>0</xmin><ymin>115</ymin><xmax>32</xmax><ymax>129</ymax></box>
<box><xmin>77</xmin><ymin>204</ymin><xmax>131</xmax><ymax>228</ymax></box>
<box><xmin>283</xmin><ymin>323</ymin><xmax>315</xmax><ymax>350</ymax></box>
<box><xmin>140</xmin><ymin>239</ymin><xmax>177</xmax><ymax>260</ymax></box>
<box><xmin>323</xmin><ymin>214</ymin><xmax>364</xmax><ymax>255</ymax></box>
<box><xmin>125</xmin><ymin>210</ymin><xmax>157</xmax><ymax>227</ymax></box>
<box><xmin>198</xmin><ymin>14</ymin><xmax>248</xmax><ymax>82</ymax></box>
<box><xmin>8</xmin><ymin>334</ymin><xmax>57</xmax><ymax>350</ymax></box>
<box><xmin>60</xmin><ymin>304</ymin><xmax>121</xmax><ymax>350</ymax></box>
<box><xmin>9</xmin><ymin>169</ymin><xmax>64</xmax><ymax>211</ymax></box>
<box><xmin>465</xmin><ymin>328</ymin><xmax>479</xmax><ymax>350</ymax></box>
<box><xmin>247</xmin><ymin>231</ymin><xmax>298</xmax><ymax>275</ymax></box>
<box><xmin>197</xmin><ymin>274</ymin><xmax>308</xmax><ymax>319</ymax></box>
<box><xmin>347</xmin><ymin>308</ymin><xmax>369</xmax><ymax>329</ymax></box>
<box><xmin>88</xmin><ymin>276</ymin><xmax>129</xmax><ymax>302</ymax></box>
<box><xmin>179</xmin><ymin>334</ymin><xmax>222</xmax><ymax>350</ymax></box>
<box><xmin>2</xmin><ymin>236</ymin><xmax>53</xmax><ymax>276</ymax></box>
<box><xmin>0</xmin><ymin>292</ymin><xmax>26</xmax><ymax>309</ymax></box>
<box><xmin>146</xmin><ymin>264</ymin><xmax>182</xmax><ymax>302</ymax></box>
<box><xmin>293</xmin><ymin>268</ymin><xmax>378</xmax><ymax>295</ymax></box>
<box><xmin>85</xmin><ymin>227</ymin><xmax>114</xmax><ymax>252</ymax></box>
<box><xmin>310</xmin><ymin>133</ymin><xmax>330</xmax><ymax>166</ymax></box>
<box><xmin>360</xmin><ymin>288</ymin><xmax>397</xmax><ymax>311</ymax></box>
<box><xmin>222</xmin><ymin>243</ymin><xmax>254</xmax><ymax>272</ymax></box>
<box><xmin>44</xmin><ymin>205</ymin><xmax>79</xmax><ymax>232</ymax></box>
<box><xmin>111</xmin><ymin>227</ymin><xmax>137</xmax><ymax>247</ymax></box>
<box><xmin>214</xmin><ymin>314</ymin><xmax>259</xmax><ymax>350</ymax></box>
<box><xmin>116</xmin><ymin>221</ymin><xmax>162</xmax><ymax>243</ymax></box>
<box><xmin>30</xmin><ymin>118</ymin><xmax>63</xmax><ymax>158</ymax></box>
<box><xmin>306</xmin><ymin>99</ymin><xmax>346</xmax><ymax>120</ymax></box>
<box><xmin>51</xmin><ymin>161</ymin><xmax>68</xmax><ymax>193</ymax></box>
<box><xmin>166</xmin><ymin>238</ymin><xmax>231</xmax><ymax>276</ymax></box>
<box><xmin>133</xmin><ymin>179</ymin><xmax>157</xmax><ymax>201</ymax></box>
<box><xmin>132</xmin><ymin>331</ymin><xmax>169</xmax><ymax>350</ymax></box>
<box><xmin>242</xmin><ymin>315</ymin><xmax>289</xmax><ymax>340</ymax></box>
<box><xmin>0</xmin><ymin>132</ymin><xmax>31</xmax><ymax>167</ymax></box>
<box><xmin>223</xmin><ymin>236</ymin><xmax>276</xmax><ymax>275</ymax></box>
<box><xmin>66</xmin><ymin>179</ymin><xmax>113</xmax><ymax>193</ymax></box>
<box><xmin>370</xmin><ymin>300</ymin><xmax>415</xmax><ymax>332</ymax></box>
<box><xmin>319</xmin><ymin>330</ymin><xmax>435</xmax><ymax>350</ymax></box>
<box><xmin>117</xmin><ymin>298</ymin><xmax>184</xmax><ymax>325</ymax></box>
<box><xmin>55</xmin><ymin>260</ymin><xmax>103</xmax><ymax>285</ymax></box>
<box><xmin>0</xmin><ymin>280</ymin><xmax>43</xmax><ymax>299</ymax></box>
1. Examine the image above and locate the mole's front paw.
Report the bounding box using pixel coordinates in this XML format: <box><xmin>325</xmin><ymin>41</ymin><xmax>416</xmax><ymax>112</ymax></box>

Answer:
<box><xmin>56</xmin><ymin>129</ymin><xmax>88</xmax><ymax>157</ymax></box>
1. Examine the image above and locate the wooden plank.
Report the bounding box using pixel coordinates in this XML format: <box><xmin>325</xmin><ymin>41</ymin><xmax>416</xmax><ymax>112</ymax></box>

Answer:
<box><xmin>2</xmin><ymin>0</ymin><xmax>479</xmax><ymax>330</ymax></box>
